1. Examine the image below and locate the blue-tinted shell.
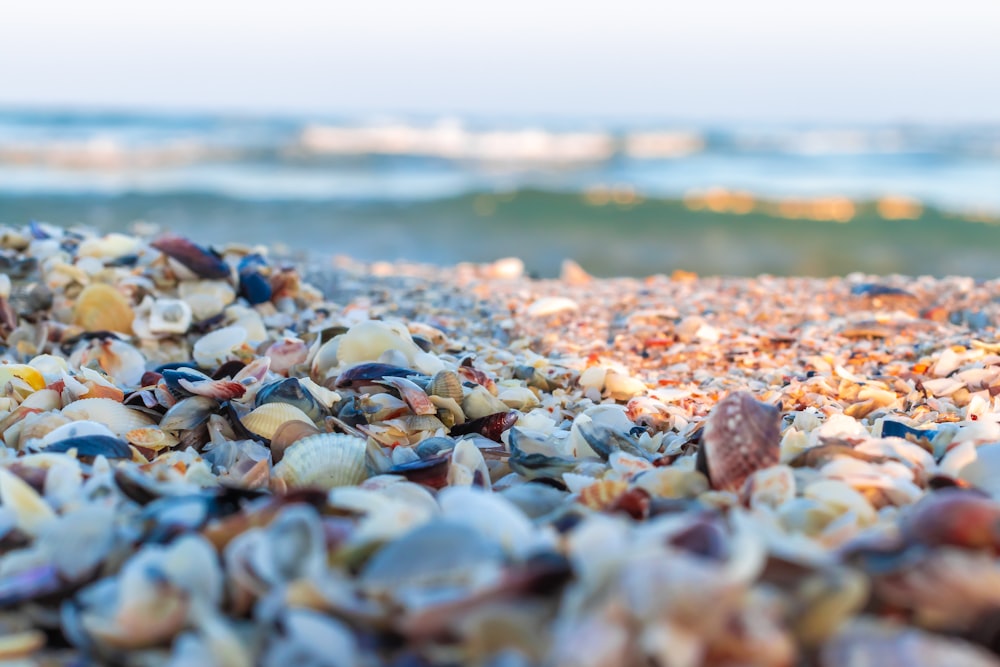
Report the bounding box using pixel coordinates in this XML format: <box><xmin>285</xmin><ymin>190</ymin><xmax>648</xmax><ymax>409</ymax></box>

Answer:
<box><xmin>238</xmin><ymin>253</ymin><xmax>272</xmax><ymax>305</ymax></box>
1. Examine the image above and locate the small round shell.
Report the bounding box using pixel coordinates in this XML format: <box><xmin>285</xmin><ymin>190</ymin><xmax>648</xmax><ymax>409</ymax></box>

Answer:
<box><xmin>272</xmin><ymin>433</ymin><xmax>367</xmax><ymax>490</ymax></box>
<box><xmin>427</xmin><ymin>370</ymin><xmax>464</xmax><ymax>401</ymax></box>
<box><xmin>242</xmin><ymin>403</ymin><xmax>314</xmax><ymax>441</ymax></box>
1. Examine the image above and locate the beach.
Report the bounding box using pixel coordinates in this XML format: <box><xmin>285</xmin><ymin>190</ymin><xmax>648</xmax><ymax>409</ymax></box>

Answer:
<box><xmin>1</xmin><ymin>225</ymin><xmax>1000</xmax><ymax>664</ymax></box>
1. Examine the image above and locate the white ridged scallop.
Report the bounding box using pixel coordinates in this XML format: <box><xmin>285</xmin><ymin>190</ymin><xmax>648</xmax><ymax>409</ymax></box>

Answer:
<box><xmin>272</xmin><ymin>433</ymin><xmax>367</xmax><ymax>490</ymax></box>
<box><xmin>241</xmin><ymin>403</ymin><xmax>313</xmax><ymax>440</ymax></box>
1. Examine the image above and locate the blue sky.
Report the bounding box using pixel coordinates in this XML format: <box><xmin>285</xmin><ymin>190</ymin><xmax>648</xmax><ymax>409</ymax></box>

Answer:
<box><xmin>2</xmin><ymin>0</ymin><xmax>998</xmax><ymax>122</ymax></box>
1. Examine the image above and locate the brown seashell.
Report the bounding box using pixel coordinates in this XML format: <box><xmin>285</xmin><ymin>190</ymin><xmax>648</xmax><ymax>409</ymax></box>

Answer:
<box><xmin>151</xmin><ymin>235</ymin><xmax>230</xmax><ymax>279</ymax></box>
<box><xmin>427</xmin><ymin>370</ymin><xmax>464</xmax><ymax>401</ymax></box>
<box><xmin>72</xmin><ymin>284</ymin><xmax>134</xmax><ymax>334</ymax></box>
<box><xmin>270</xmin><ymin>420</ymin><xmax>322</xmax><ymax>464</ymax></box>
<box><xmin>578</xmin><ymin>479</ymin><xmax>629</xmax><ymax>511</ymax></box>
<box><xmin>901</xmin><ymin>489</ymin><xmax>1000</xmax><ymax>552</ymax></box>
<box><xmin>699</xmin><ymin>391</ymin><xmax>781</xmax><ymax>493</ymax></box>
<box><xmin>449</xmin><ymin>410</ymin><xmax>517</xmax><ymax>442</ymax></box>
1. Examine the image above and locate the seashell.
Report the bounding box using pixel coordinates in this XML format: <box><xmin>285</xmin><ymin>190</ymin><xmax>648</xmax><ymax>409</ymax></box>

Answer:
<box><xmin>497</xmin><ymin>385</ymin><xmax>540</xmax><ymax>410</ymax></box>
<box><xmin>633</xmin><ymin>467</ymin><xmax>709</xmax><ymax>499</ymax></box>
<box><xmin>72</xmin><ymin>284</ymin><xmax>134</xmax><ymax>334</ymax></box>
<box><xmin>125</xmin><ymin>427</ymin><xmax>179</xmax><ymax>452</ymax></box>
<box><xmin>399</xmin><ymin>413</ymin><xmax>446</xmax><ymax>433</ymax></box>
<box><xmin>61</xmin><ymin>398</ymin><xmax>156</xmax><ymax>436</ymax></box>
<box><xmin>178</xmin><ymin>280</ymin><xmax>237</xmax><ymax>321</ymax></box>
<box><xmin>159</xmin><ymin>396</ymin><xmax>219</xmax><ymax>432</ymax></box>
<box><xmin>379</xmin><ymin>376</ymin><xmax>436</xmax><ymax>416</ymax></box>
<box><xmin>151</xmin><ymin>234</ymin><xmax>231</xmax><ymax>279</ymax></box>
<box><xmin>357</xmin><ymin>393</ymin><xmax>409</xmax><ymax>423</ymax></box>
<box><xmin>254</xmin><ymin>378</ymin><xmax>325</xmax><ymax>422</ymax></box>
<box><xmin>427</xmin><ymin>370</ymin><xmax>464</xmax><ymax>401</ymax></box>
<box><xmin>272</xmin><ymin>433</ymin><xmax>367</xmax><ymax>490</ymax></box>
<box><xmin>901</xmin><ymin>489</ymin><xmax>1000</xmax><ymax>551</ymax></box>
<box><xmin>603</xmin><ymin>371</ymin><xmax>647</xmax><ymax>401</ymax></box>
<box><xmin>462</xmin><ymin>386</ymin><xmax>510</xmax><ymax>421</ymax></box>
<box><xmin>820</xmin><ymin>619</ymin><xmax>1000</xmax><ymax>667</ymax></box>
<box><xmin>956</xmin><ymin>442</ymin><xmax>1000</xmax><ymax>497</ymax></box>
<box><xmin>450</xmin><ymin>410</ymin><xmax>518</xmax><ymax>442</ymax></box>
<box><xmin>40</xmin><ymin>419</ymin><xmax>117</xmax><ymax>447</ymax></box>
<box><xmin>242</xmin><ymin>402</ymin><xmax>314</xmax><ymax>441</ymax></box>
<box><xmin>269</xmin><ymin>420</ymin><xmax>322</xmax><ymax>464</ymax></box>
<box><xmin>28</xmin><ymin>355</ymin><xmax>69</xmax><ymax>385</ymax></box>
<box><xmin>388</xmin><ymin>452</ymin><xmax>451</xmax><ymax>489</ymax></box>
<box><xmin>18</xmin><ymin>411</ymin><xmax>72</xmax><ymax>446</ymax></box>
<box><xmin>578</xmin><ymin>479</ymin><xmax>629</xmax><ymax>511</ymax></box>
<box><xmin>740</xmin><ymin>464</ymin><xmax>796</xmax><ymax>509</ymax></box>
<box><xmin>43</xmin><ymin>435</ymin><xmax>132</xmax><ymax>460</ymax></box>
<box><xmin>791</xmin><ymin>568</ymin><xmax>870</xmax><ymax>646</ymax></box>
<box><xmin>336</xmin><ymin>320</ymin><xmax>421</xmax><ymax>367</ymax></box>
<box><xmin>0</xmin><ymin>364</ymin><xmax>45</xmax><ymax>392</ymax></box>
<box><xmin>699</xmin><ymin>391</ymin><xmax>781</xmax><ymax>493</ymax></box>
<box><xmin>0</xmin><ymin>630</ymin><xmax>45</xmax><ymax>659</ymax></box>
<box><xmin>334</xmin><ymin>362</ymin><xmax>425</xmax><ymax>389</ymax></box>
<box><xmin>264</xmin><ymin>337</ymin><xmax>309</xmax><ymax>376</ymax></box>
<box><xmin>148</xmin><ymin>299</ymin><xmax>193</xmax><ymax>335</ymax></box>
<box><xmin>0</xmin><ymin>467</ymin><xmax>55</xmax><ymax>536</ymax></box>
<box><xmin>237</xmin><ymin>253</ymin><xmax>272</xmax><ymax>305</ymax></box>
<box><xmin>18</xmin><ymin>388</ymin><xmax>60</xmax><ymax>412</ymax></box>
<box><xmin>526</xmin><ymin>297</ymin><xmax>578</xmax><ymax>318</ymax></box>
<box><xmin>193</xmin><ymin>325</ymin><xmax>248</xmax><ymax>369</ymax></box>
<box><xmin>438</xmin><ymin>486</ymin><xmax>534</xmax><ymax>554</ymax></box>
<box><xmin>359</xmin><ymin>520</ymin><xmax>505</xmax><ymax>599</ymax></box>
<box><xmin>80</xmin><ymin>339</ymin><xmax>146</xmax><ymax>388</ymax></box>
<box><xmin>447</xmin><ymin>439</ymin><xmax>491</xmax><ymax>489</ymax></box>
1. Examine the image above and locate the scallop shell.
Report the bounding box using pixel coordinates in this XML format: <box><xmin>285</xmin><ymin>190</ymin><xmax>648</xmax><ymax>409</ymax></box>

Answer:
<box><xmin>72</xmin><ymin>284</ymin><xmax>134</xmax><ymax>334</ymax></box>
<box><xmin>193</xmin><ymin>325</ymin><xmax>248</xmax><ymax>369</ymax></box>
<box><xmin>241</xmin><ymin>403</ymin><xmax>314</xmax><ymax>441</ymax></box>
<box><xmin>272</xmin><ymin>433</ymin><xmax>367</xmax><ymax>490</ymax></box>
<box><xmin>699</xmin><ymin>391</ymin><xmax>780</xmax><ymax>493</ymax></box>
<box><xmin>61</xmin><ymin>398</ymin><xmax>156</xmax><ymax>436</ymax></box>
<box><xmin>427</xmin><ymin>370</ymin><xmax>464</xmax><ymax>401</ymax></box>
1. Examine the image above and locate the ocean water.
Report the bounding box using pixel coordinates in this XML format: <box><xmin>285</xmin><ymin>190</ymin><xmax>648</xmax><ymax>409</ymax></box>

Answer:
<box><xmin>2</xmin><ymin>109</ymin><xmax>1000</xmax><ymax>277</ymax></box>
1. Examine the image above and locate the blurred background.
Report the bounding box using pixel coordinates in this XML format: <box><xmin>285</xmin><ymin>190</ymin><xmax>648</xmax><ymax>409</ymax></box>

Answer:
<box><xmin>2</xmin><ymin>0</ymin><xmax>999</xmax><ymax>277</ymax></box>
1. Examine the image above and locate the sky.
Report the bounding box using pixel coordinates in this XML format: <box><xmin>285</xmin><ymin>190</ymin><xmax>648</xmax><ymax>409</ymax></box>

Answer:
<box><xmin>2</xmin><ymin>0</ymin><xmax>999</xmax><ymax>123</ymax></box>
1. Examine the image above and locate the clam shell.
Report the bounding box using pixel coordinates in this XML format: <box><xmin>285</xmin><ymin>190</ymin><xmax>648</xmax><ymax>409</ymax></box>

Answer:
<box><xmin>151</xmin><ymin>235</ymin><xmax>231</xmax><ymax>280</ymax></box>
<box><xmin>427</xmin><ymin>370</ymin><xmax>464</xmax><ymax>401</ymax></box>
<box><xmin>192</xmin><ymin>325</ymin><xmax>247</xmax><ymax>369</ymax></box>
<box><xmin>159</xmin><ymin>396</ymin><xmax>219</xmax><ymax>432</ymax></box>
<box><xmin>40</xmin><ymin>419</ymin><xmax>117</xmax><ymax>447</ymax></box>
<box><xmin>242</xmin><ymin>403</ymin><xmax>314</xmax><ymax>441</ymax></box>
<box><xmin>125</xmin><ymin>427</ymin><xmax>179</xmax><ymax>451</ymax></box>
<box><xmin>336</xmin><ymin>320</ymin><xmax>421</xmax><ymax>367</ymax></box>
<box><xmin>270</xmin><ymin>420</ymin><xmax>322</xmax><ymax>464</ymax></box>
<box><xmin>700</xmin><ymin>391</ymin><xmax>780</xmax><ymax>493</ymax></box>
<box><xmin>61</xmin><ymin>398</ymin><xmax>156</xmax><ymax>436</ymax></box>
<box><xmin>43</xmin><ymin>435</ymin><xmax>132</xmax><ymax>459</ymax></box>
<box><xmin>272</xmin><ymin>433</ymin><xmax>367</xmax><ymax>490</ymax></box>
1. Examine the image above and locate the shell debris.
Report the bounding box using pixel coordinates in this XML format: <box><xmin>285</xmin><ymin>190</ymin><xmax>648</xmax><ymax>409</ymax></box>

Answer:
<box><xmin>0</xmin><ymin>224</ymin><xmax>994</xmax><ymax>664</ymax></box>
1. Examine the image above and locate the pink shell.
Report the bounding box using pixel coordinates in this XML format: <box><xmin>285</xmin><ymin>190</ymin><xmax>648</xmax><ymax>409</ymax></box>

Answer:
<box><xmin>700</xmin><ymin>391</ymin><xmax>780</xmax><ymax>493</ymax></box>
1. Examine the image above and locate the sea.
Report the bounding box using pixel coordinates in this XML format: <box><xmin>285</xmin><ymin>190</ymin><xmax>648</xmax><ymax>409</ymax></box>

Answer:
<box><xmin>2</xmin><ymin>109</ymin><xmax>1000</xmax><ymax>277</ymax></box>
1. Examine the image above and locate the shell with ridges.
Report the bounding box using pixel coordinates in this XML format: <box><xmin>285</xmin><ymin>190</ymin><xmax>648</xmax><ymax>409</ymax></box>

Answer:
<box><xmin>272</xmin><ymin>433</ymin><xmax>367</xmax><ymax>490</ymax></box>
<box><xmin>427</xmin><ymin>370</ymin><xmax>464</xmax><ymax>401</ymax></box>
<box><xmin>699</xmin><ymin>391</ymin><xmax>781</xmax><ymax>493</ymax></box>
<box><xmin>61</xmin><ymin>398</ymin><xmax>156</xmax><ymax>436</ymax></box>
<box><xmin>241</xmin><ymin>403</ymin><xmax>314</xmax><ymax>441</ymax></box>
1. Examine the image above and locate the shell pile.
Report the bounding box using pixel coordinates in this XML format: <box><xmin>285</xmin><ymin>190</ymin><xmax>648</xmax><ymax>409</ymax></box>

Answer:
<box><xmin>1</xmin><ymin>223</ymin><xmax>1000</xmax><ymax>665</ymax></box>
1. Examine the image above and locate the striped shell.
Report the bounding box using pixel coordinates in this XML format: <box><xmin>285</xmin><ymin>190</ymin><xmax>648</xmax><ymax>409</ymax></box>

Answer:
<box><xmin>577</xmin><ymin>479</ymin><xmax>629</xmax><ymax>510</ymax></box>
<box><xmin>272</xmin><ymin>433</ymin><xmax>367</xmax><ymax>490</ymax></box>
<box><xmin>241</xmin><ymin>403</ymin><xmax>314</xmax><ymax>441</ymax></box>
<box><xmin>699</xmin><ymin>391</ymin><xmax>780</xmax><ymax>493</ymax></box>
<box><xmin>427</xmin><ymin>370</ymin><xmax>464</xmax><ymax>401</ymax></box>
<box><xmin>61</xmin><ymin>398</ymin><xmax>156</xmax><ymax>436</ymax></box>
<box><xmin>270</xmin><ymin>420</ymin><xmax>323</xmax><ymax>463</ymax></box>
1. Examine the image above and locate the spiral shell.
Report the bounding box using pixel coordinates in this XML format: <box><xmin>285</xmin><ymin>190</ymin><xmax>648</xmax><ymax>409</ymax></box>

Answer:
<box><xmin>699</xmin><ymin>391</ymin><xmax>781</xmax><ymax>493</ymax></box>
<box><xmin>272</xmin><ymin>433</ymin><xmax>367</xmax><ymax>490</ymax></box>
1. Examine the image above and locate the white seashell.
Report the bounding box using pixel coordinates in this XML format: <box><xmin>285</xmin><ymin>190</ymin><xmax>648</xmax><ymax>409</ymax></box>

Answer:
<box><xmin>462</xmin><ymin>386</ymin><xmax>510</xmax><ymax>421</ymax></box>
<box><xmin>336</xmin><ymin>320</ymin><xmax>422</xmax><ymax>367</ymax></box>
<box><xmin>148</xmin><ymin>299</ymin><xmax>193</xmax><ymax>335</ymax></box>
<box><xmin>178</xmin><ymin>280</ymin><xmax>235</xmax><ymax>320</ymax></box>
<box><xmin>447</xmin><ymin>439</ymin><xmax>491</xmax><ymax>489</ymax></box>
<box><xmin>562</xmin><ymin>472</ymin><xmax>599</xmax><ymax>494</ymax></box>
<box><xmin>957</xmin><ymin>443</ymin><xmax>1000</xmax><ymax>497</ymax></box>
<box><xmin>273</xmin><ymin>433</ymin><xmax>367</xmax><ymax>490</ymax></box>
<box><xmin>76</xmin><ymin>233</ymin><xmax>141</xmax><ymax>260</ymax></box>
<box><xmin>309</xmin><ymin>338</ymin><xmax>340</xmax><ymax>381</ymax></box>
<box><xmin>242</xmin><ymin>403</ymin><xmax>314</xmax><ymax>440</ymax></box>
<box><xmin>438</xmin><ymin>486</ymin><xmax>538</xmax><ymax>556</ymax></box>
<box><xmin>224</xmin><ymin>305</ymin><xmax>268</xmax><ymax>344</ymax></box>
<box><xmin>19</xmin><ymin>389</ymin><xmax>61</xmax><ymax>412</ymax></box>
<box><xmin>579</xmin><ymin>366</ymin><xmax>607</xmax><ymax>392</ymax></box>
<box><xmin>61</xmin><ymin>399</ymin><xmax>156</xmax><ymax>435</ymax></box>
<box><xmin>28</xmin><ymin>355</ymin><xmax>69</xmax><ymax>385</ymax></box>
<box><xmin>526</xmin><ymin>297</ymin><xmax>578</xmax><ymax>318</ymax></box>
<box><xmin>604</xmin><ymin>371</ymin><xmax>646</xmax><ymax>401</ymax></box>
<box><xmin>0</xmin><ymin>273</ymin><xmax>9</xmax><ymax>300</ymax></box>
<box><xmin>569</xmin><ymin>405</ymin><xmax>635</xmax><ymax>459</ymax></box>
<box><xmin>497</xmin><ymin>385</ymin><xmax>540</xmax><ymax>410</ymax></box>
<box><xmin>193</xmin><ymin>325</ymin><xmax>248</xmax><ymax>369</ymax></box>
<box><xmin>803</xmin><ymin>479</ymin><xmax>877</xmax><ymax>526</ymax></box>
<box><xmin>0</xmin><ymin>467</ymin><xmax>55</xmax><ymax>536</ymax></box>
<box><xmin>39</xmin><ymin>419</ymin><xmax>117</xmax><ymax>447</ymax></box>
